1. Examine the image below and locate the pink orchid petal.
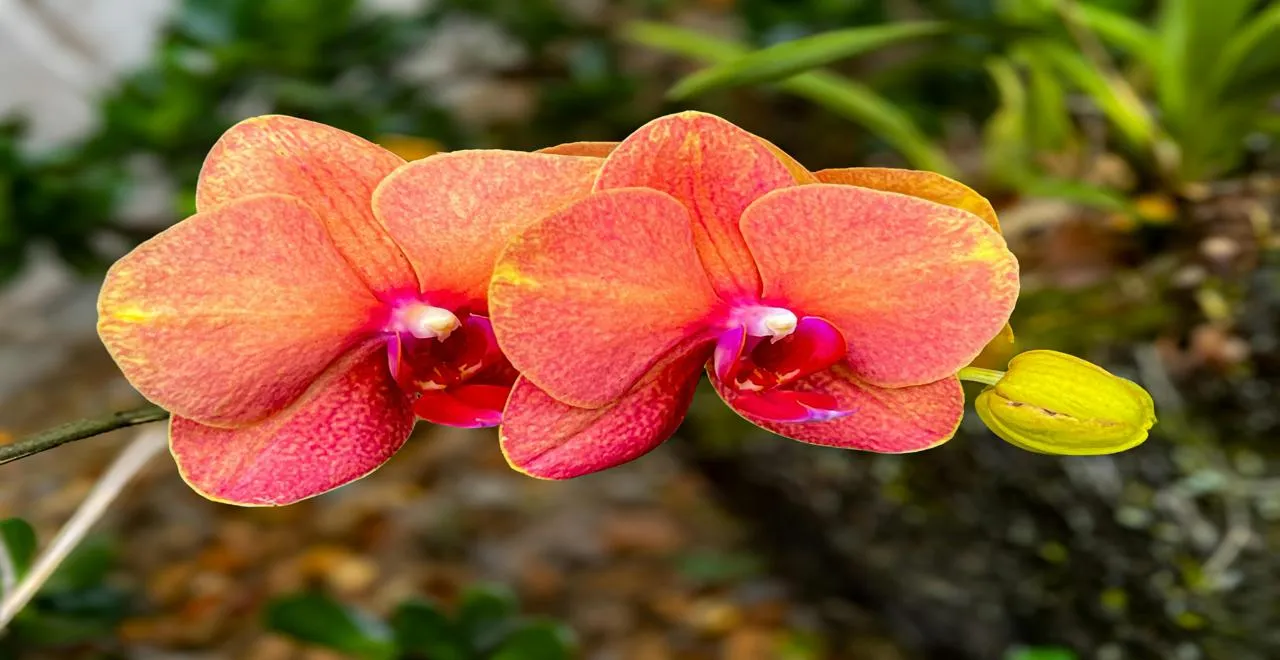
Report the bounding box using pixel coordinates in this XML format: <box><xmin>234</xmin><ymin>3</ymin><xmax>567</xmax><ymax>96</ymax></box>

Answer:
<box><xmin>197</xmin><ymin>115</ymin><xmax>414</xmax><ymax>295</ymax></box>
<box><xmin>98</xmin><ymin>194</ymin><xmax>381</xmax><ymax>427</ymax></box>
<box><xmin>816</xmin><ymin>167</ymin><xmax>1014</xmax><ymax>345</ymax></box>
<box><xmin>170</xmin><ymin>344</ymin><xmax>415</xmax><ymax>506</ymax></box>
<box><xmin>499</xmin><ymin>346</ymin><xmax>707</xmax><ymax>479</ymax></box>
<box><xmin>374</xmin><ymin>150</ymin><xmax>601</xmax><ymax>308</ymax></box>
<box><xmin>711</xmin><ymin>362</ymin><xmax>963</xmax><ymax>452</ymax></box>
<box><xmin>594</xmin><ymin>111</ymin><xmax>796</xmax><ymax>298</ymax></box>
<box><xmin>414</xmin><ymin>384</ymin><xmax>509</xmax><ymax>429</ymax></box>
<box><xmin>489</xmin><ymin>187</ymin><xmax>720</xmax><ymax>408</ymax></box>
<box><xmin>740</xmin><ymin>184</ymin><xmax>1019</xmax><ymax>387</ymax></box>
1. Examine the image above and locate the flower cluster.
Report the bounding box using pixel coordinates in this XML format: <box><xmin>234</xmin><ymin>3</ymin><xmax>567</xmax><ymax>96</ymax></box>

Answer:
<box><xmin>96</xmin><ymin>112</ymin><xmax>1150</xmax><ymax>505</ymax></box>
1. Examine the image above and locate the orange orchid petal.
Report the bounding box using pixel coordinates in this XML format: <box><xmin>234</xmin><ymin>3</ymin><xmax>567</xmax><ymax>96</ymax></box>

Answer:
<box><xmin>499</xmin><ymin>346</ymin><xmax>705</xmax><ymax>479</ymax></box>
<box><xmin>594</xmin><ymin>111</ymin><xmax>796</xmax><ymax>298</ymax></box>
<box><xmin>490</xmin><ymin>188</ymin><xmax>720</xmax><ymax>408</ymax></box>
<box><xmin>536</xmin><ymin>141</ymin><xmax>619</xmax><ymax>158</ymax></box>
<box><xmin>712</xmin><ymin>363</ymin><xmax>963</xmax><ymax>452</ymax></box>
<box><xmin>815</xmin><ymin>167</ymin><xmax>1000</xmax><ymax>233</ymax></box>
<box><xmin>373</xmin><ymin>151</ymin><xmax>600</xmax><ymax>308</ymax></box>
<box><xmin>171</xmin><ymin>344</ymin><xmax>415</xmax><ymax>506</ymax></box>
<box><xmin>816</xmin><ymin>167</ymin><xmax>1013</xmax><ymax>345</ymax></box>
<box><xmin>98</xmin><ymin>194</ymin><xmax>380</xmax><ymax>426</ymax></box>
<box><xmin>740</xmin><ymin>184</ymin><xmax>1019</xmax><ymax>387</ymax></box>
<box><xmin>197</xmin><ymin>115</ymin><xmax>415</xmax><ymax>295</ymax></box>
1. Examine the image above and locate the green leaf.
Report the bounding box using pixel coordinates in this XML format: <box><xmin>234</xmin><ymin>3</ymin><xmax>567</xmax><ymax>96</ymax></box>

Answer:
<box><xmin>264</xmin><ymin>593</ymin><xmax>396</xmax><ymax>660</ymax></box>
<box><xmin>9</xmin><ymin>609</ymin><xmax>122</xmax><ymax>647</ymax></box>
<box><xmin>667</xmin><ymin>22</ymin><xmax>947</xmax><ymax>100</ymax></box>
<box><xmin>1012</xmin><ymin>45</ymin><xmax>1072</xmax><ymax>152</ymax></box>
<box><xmin>1019</xmin><ymin>177</ymin><xmax>1129</xmax><ymax>212</ymax></box>
<box><xmin>491</xmin><ymin>621</ymin><xmax>576</xmax><ymax>660</ymax></box>
<box><xmin>624</xmin><ymin>21</ymin><xmax>744</xmax><ymax>62</ymax></box>
<box><xmin>782</xmin><ymin>73</ymin><xmax>954</xmax><ymax>174</ymax></box>
<box><xmin>1071</xmin><ymin>3</ymin><xmax>1158</xmax><ymax>65</ymax></box>
<box><xmin>1208</xmin><ymin>2</ymin><xmax>1280</xmax><ymax>99</ymax></box>
<box><xmin>1029</xmin><ymin>40</ymin><xmax>1155</xmax><ymax>148</ymax></box>
<box><xmin>458</xmin><ymin>584</ymin><xmax>519</xmax><ymax>652</ymax></box>
<box><xmin>0</xmin><ymin>518</ymin><xmax>37</xmax><ymax>581</ymax></box>
<box><xmin>982</xmin><ymin>58</ymin><xmax>1033</xmax><ymax>186</ymax></box>
<box><xmin>1005</xmin><ymin>646</ymin><xmax>1079</xmax><ymax>660</ymax></box>
<box><xmin>43</xmin><ymin>538</ymin><xmax>114</xmax><ymax>592</ymax></box>
<box><xmin>391</xmin><ymin>600</ymin><xmax>468</xmax><ymax>660</ymax></box>
<box><xmin>1154</xmin><ymin>0</ymin><xmax>1255</xmax><ymax>132</ymax></box>
<box><xmin>674</xmin><ymin>551</ymin><xmax>764</xmax><ymax>587</ymax></box>
<box><xmin>625</xmin><ymin>22</ymin><xmax>955</xmax><ymax>174</ymax></box>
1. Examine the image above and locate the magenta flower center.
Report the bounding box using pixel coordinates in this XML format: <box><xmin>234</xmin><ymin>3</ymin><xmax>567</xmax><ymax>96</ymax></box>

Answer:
<box><xmin>713</xmin><ymin>305</ymin><xmax>851</xmax><ymax>423</ymax></box>
<box><xmin>382</xmin><ymin>299</ymin><xmax>516</xmax><ymax>428</ymax></box>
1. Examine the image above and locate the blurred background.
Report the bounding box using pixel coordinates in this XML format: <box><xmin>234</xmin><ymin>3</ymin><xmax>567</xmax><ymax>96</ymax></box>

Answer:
<box><xmin>0</xmin><ymin>0</ymin><xmax>1278</xmax><ymax>658</ymax></box>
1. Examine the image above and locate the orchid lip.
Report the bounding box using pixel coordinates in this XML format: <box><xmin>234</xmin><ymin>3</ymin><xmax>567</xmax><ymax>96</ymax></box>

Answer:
<box><xmin>713</xmin><ymin>309</ymin><xmax>853</xmax><ymax>423</ymax></box>
<box><xmin>381</xmin><ymin>299</ymin><xmax>515</xmax><ymax>428</ymax></box>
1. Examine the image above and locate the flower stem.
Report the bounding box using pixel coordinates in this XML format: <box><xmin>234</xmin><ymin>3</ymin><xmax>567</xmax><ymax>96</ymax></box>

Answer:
<box><xmin>957</xmin><ymin>367</ymin><xmax>1005</xmax><ymax>387</ymax></box>
<box><xmin>0</xmin><ymin>404</ymin><xmax>169</xmax><ymax>467</ymax></box>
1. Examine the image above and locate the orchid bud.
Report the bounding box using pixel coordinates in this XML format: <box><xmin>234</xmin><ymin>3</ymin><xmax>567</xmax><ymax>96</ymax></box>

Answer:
<box><xmin>972</xmin><ymin>350</ymin><xmax>1156</xmax><ymax>455</ymax></box>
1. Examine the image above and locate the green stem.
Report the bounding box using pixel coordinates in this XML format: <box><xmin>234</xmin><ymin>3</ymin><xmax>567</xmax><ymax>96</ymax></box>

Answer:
<box><xmin>957</xmin><ymin>367</ymin><xmax>1005</xmax><ymax>386</ymax></box>
<box><xmin>0</xmin><ymin>404</ymin><xmax>169</xmax><ymax>466</ymax></box>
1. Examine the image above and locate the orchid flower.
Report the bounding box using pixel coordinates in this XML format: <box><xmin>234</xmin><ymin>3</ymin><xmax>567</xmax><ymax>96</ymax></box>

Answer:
<box><xmin>488</xmin><ymin>112</ymin><xmax>1020</xmax><ymax>478</ymax></box>
<box><xmin>97</xmin><ymin>115</ymin><xmax>599</xmax><ymax>504</ymax></box>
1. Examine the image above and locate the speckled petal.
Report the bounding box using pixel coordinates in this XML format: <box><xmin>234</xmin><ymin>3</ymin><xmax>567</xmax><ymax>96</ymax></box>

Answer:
<box><xmin>170</xmin><ymin>344</ymin><xmax>416</xmax><ymax>506</ymax></box>
<box><xmin>98</xmin><ymin>194</ymin><xmax>381</xmax><ymax>426</ymax></box>
<box><xmin>373</xmin><ymin>151</ymin><xmax>601</xmax><ymax>309</ymax></box>
<box><xmin>594</xmin><ymin>111</ymin><xmax>796</xmax><ymax>298</ymax></box>
<box><xmin>712</xmin><ymin>363</ymin><xmax>964</xmax><ymax>452</ymax></box>
<box><xmin>197</xmin><ymin>115</ymin><xmax>415</xmax><ymax>295</ymax></box>
<box><xmin>499</xmin><ymin>346</ymin><xmax>706</xmax><ymax>479</ymax></box>
<box><xmin>490</xmin><ymin>188</ymin><xmax>720</xmax><ymax>408</ymax></box>
<box><xmin>740</xmin><ymin>184</ymin><xmax>1019</xmax><ymax>387</ymax></box>
<box><xmin>537</xmin><ymin>142</ymin><xmax>618</xmax><ymax>158</ymax></box>
<box><xmin>815</xmin><ymin>168</ymin><xmax>1015</xmax><ymax>346</ymax></box>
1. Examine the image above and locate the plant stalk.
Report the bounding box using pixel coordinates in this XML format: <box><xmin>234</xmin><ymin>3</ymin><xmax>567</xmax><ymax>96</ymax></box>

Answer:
<box><xmin>0</xmin><ymin>404</ymin><xmax>169</xmax><ymax>466</ymax></box>
<box><xmin>957</xmin><ymin>367</ymin><xmax>1005</xmax><ymax>386</ymax></box>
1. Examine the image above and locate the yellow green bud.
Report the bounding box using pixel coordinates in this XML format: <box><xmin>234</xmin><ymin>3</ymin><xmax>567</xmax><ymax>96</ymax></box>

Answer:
<box><xmin>970</xmin><ymin>350</ymin><xmax>1156</xmax><ymax>455</ymax></box>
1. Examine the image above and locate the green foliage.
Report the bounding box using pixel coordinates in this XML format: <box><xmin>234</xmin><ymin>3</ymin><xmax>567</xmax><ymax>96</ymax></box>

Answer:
<box><xmin>0</xmin><ymin>518</ymin><xmax>36</xmax><ymax>580</ymax></box>
<box><xmin>266</xmin><ymin>593</ymin><xmax>397</xmax><ymax>660</ymax></box>
<box><xmin>266</xmin><ymin>585</ymin><xmax>575</xmax><ymax>660</ymax></box>
<box><xmin>674</xmin><ymin>550</ymin><xmax>765</xmax><ymax>587</ymax></box>
<box><xmin>974</xmin><ymin>0</ymin><xmax>1279</xmax><ymax>189</ymax></box>
<box><xmin>665</xmin><ymin>22</ymin><xmax>947</xmax><ymax>100</ymax></box>
<box><xmin>635</xmin><ymin>0</ymin><xmax>1279</xmax><ymax>202</ymax></box>
<box><xmin>987</xmin><ymin>0</ymin><xmax>1280</xmax><ymax>185</ymax></box>
<box><xmin>625</xmin><ymin>22</ymin><xmax>956</xmax><ymax>174</ymax></box>
<box><xmin>0</xmin><ymin>526</ymin><xmax>133</xmax><ymax>658</ymax></box>
<box><xmin>0</xmin><ymin>123</ymin><xmax>128</xmax><ymax>280</ymax></box>
<box><xmin>1004</xmin><ymin>646</ymin><xmax>1079</xmax><ymax>660</ymax></box>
